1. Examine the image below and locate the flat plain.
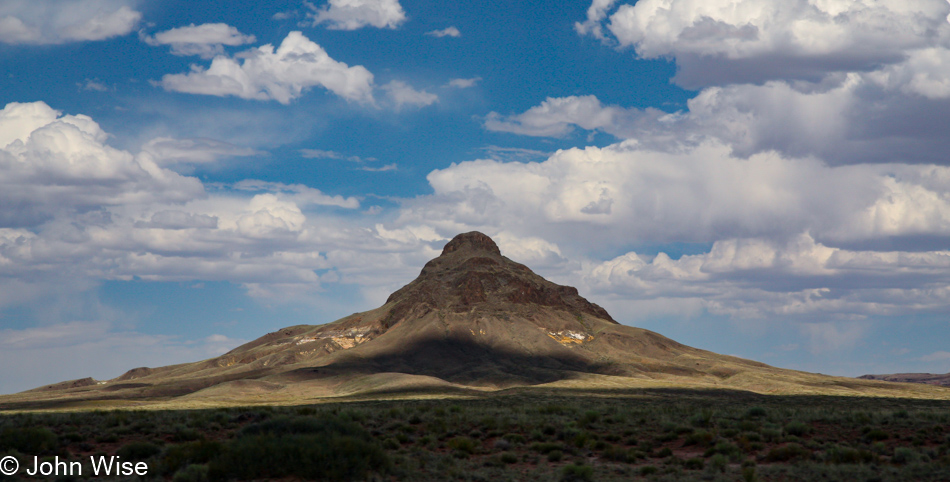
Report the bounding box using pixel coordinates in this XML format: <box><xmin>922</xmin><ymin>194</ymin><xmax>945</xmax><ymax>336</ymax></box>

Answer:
<box><xmin>3</xmin><ymin>388</ymin><xmax>950</xmax><ymax>481</ymax></box>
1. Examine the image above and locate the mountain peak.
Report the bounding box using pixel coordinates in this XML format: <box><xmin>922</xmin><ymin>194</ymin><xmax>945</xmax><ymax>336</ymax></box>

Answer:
<box><xmin>383</xmin><ymin>231</ymin><xmax>615</xmax><ymax>324</ymax></box>
<box><xmin>441</xmin><ymin>231</ymin><xmax>501</xmax><ymax>256</ymax></box>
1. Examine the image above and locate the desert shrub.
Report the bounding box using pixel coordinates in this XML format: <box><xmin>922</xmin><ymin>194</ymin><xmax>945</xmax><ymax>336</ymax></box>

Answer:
<box><xmin>684</xmin><ymin>457</ymin><xmax>705</xmax><ymax>470</ymax></box>
<box><xmin>572</xmin><ymin>431</ymin><xmax>592</xmax><ymax>448</ymax></box>
<box><xmin>684</xmin><ymin>430</ymin><xmax>714</xmax><ymax>447</ymax></box>
<box><xmin>825</xmin><ymin>445</ymin><xmax>875</xmax><ymax>464</ymax></box>
<box><xmin>547</xmin><ymin>449</ymin><xmax>564</xmax><ymax>462</ymax></box>
<box><xmin>295</xmin><ymin>407</ymin><xmax>317</xmax><ymax>416</ymax></box>
<box><xmin>493</xmin><ymin>438</ymin><xmax>511</xmax><ymax>451</ymax></box>
<box><xmin>105</xmin><ymin>412</ymin><xmax>129</xmax><ymax>428</ymax></box>
<box><xmin>746</xmin><ymin>407</ymin><xmax>767</xmax><ymax>419</ymax></box>
<box><xmin>657</xmin><ymin>447</ymin><xmax>673</xmax><ymax>458</ymax></box>
<box><xmin>0</xmin><ymin>427</ymin><xmax>58</xmax><ymax>454</ymax></box>
<box><xmin>601</xmin><ymin>444</ymin><xmax>629</xmax><ymax>462</ymax></box>
<box><xmin>240</xmin><ymin>415</ymin><xmax>361</xmax><ymax>438</ymax></box>
<box><xmin>580</xmin><ymin>410</ymin><xmax>600</xmax><ymax>426</ymax></box>
<box><xmin>740</xmin><ymin>431</ymin><xmax>762</xmax><ymax>443</ymax></box>
<box><xmin>640</xmin><ymin>465</ymin><xmax>658</xmax><ymax>476</ymax></box>
<box><xmin>560</xmin><ymin>464</ymin><xmax>593</xmax><ymax>481</ymax></box>
<box><xmin>530</xmin><ymin>442</ymin><xmax>563</xmax><ymax>454</ymax></box>
<box><xmin>172</xmin><ymin>464</ymin><xmax>209</xmax><ymax>482</ymax></box>
<box><xmin>116</xmin><ymin>441</ymin><xmax>162</xmax><ymax>460</ymax></box>
<box><xmin>447</xmin><ymin>436</ymin><xmax>478</xmax><ymax>455</ymax></box>
<box><xmin>479</xmin><ymin>416</ymin><xmax>498</xmax><ymax>431</ymax></box>
<box><xmin>707</xmin><ymin>441</ymin><xmax>741</xmax><ymax>460</ymax></box>
<box><xmin>675</xmin><ymin>425</ymin><xmax>695</xmax><ymax>434</ymax></box>
<box><xmin>892</xmin><ymin>447</ymin><xmax>918</xmax><ymax>465</ymax></box>
<box><xmin>171</xmin><ymin>426</ymin><xmax>202</xmax><ymax>443</ymax></box>
<box><xmin>784</xmin><ymin>421</ymin><xmax>811</xmax><ymax>437</ymax></box>
<box><xmin>762</xmin><ymin>428</ymin><xmax>783</xmax><ymax>443</ymax></box>
<box><xmin>852</xmin><ymin>412</ymin><xmax>873</xmax><ymax>425</ymax></box>
<box><xmin>765</xmin><ymin>443</ymin><xmax>810</xmax><ymax>462</ymax></box>
<box><xmin>709</xmin><ymin>453</ymin><xmax>728</xmax><ymax>472</ymax></box>
<box><xmin>160</xmin><ymin>441</ymin><xmax>224</xmax><ymax>476</ymax></box>
<box><xmin>95</xmin><ymin>432</ymin><xmax>119</xmax><ymax>444</ymax></box>
<box><xmin>207</xmin><ymin>415</ymin><xmax>389</xmax><ymax>481</ymax></box>
<box><xmin>501</xmin><ymin>452</ymin><xmax>518</xmax><ymax>464</ymax></box>
<box><xmin>503</xmin><ymin>433</ymin><xmax>526</xmax><ymax>444</ymax></box>
<box><xmin>627</xmin><ymin>448</ymin><xmax>647</xmax><ymax>461</ymax></box>
<box><xmin>738</xmin><ymin>420</ymin><xmax>760</xmax><ymax>431</ymax></box>
<box><xmin>690</xmin><ymin>410</ymin><xmax>713</xmax><ymax>428</ymax></box>
<box><xmin>208</xmin><ymin>433</ymin><xmax>388</xmax><ymax>480</ymax></box>
<box><xmin>539</xmin><ymin>404</ymin><xmax>570</xmax><ymax>415</ymax></box>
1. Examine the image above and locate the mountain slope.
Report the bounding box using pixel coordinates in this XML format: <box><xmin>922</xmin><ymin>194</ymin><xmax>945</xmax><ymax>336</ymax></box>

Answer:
<box><xmin>3</xmin><ymin>232</ymin><xmax>949</xmax><ymax>409</ymax></box>
<box><xmin>859</xmin><ymin>373</ymin><xmax>950</xmax><ymax>387</ymax></box>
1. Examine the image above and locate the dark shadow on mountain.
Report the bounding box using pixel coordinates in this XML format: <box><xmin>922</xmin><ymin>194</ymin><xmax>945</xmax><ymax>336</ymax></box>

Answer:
<box><xmin>296</xmin><ymin>336</ymin><xmax>617</xmax><ymax>387</ymax></box>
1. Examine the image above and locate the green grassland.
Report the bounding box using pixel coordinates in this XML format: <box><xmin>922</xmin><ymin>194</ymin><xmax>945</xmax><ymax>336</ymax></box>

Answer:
<box><xmin>2</xmin><ymin>388</ymin><xmax>950</xmax><ymax>481</ymax></box>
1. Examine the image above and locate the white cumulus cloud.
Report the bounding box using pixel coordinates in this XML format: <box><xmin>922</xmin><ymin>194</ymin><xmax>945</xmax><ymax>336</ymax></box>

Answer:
<box><xmin>306</xmin><ymin>0</ymin><xmax>407</xmax><ymax>30</ymax></box>
<box><xmin>579</xmin><ymin>0</ymin><xmax>950</xmax><ymax>87</ymax></box>
<box><xmin>426</xmin><ymin>26</ymin><xmax>460</xmax><ymax>38</ymax></box>
<box><xmin>0</xmin><ymin>0</ymin><xmax>141</xmax><ymax>45</ymax></box>
<box><xmin>143</xmin><ymin>23</ymin><xmax>257</xmax><ymax>59</ymax></box>
<box><xmin>140</xmin><ymin>137</ymin><xmax>263</xmax><ymax>165</ymax></box>
<box><xmin>159</xmin><ymin>31</ymin><xmax>376</xmax><ymax>104</ymax></box>
<box><xmin>0</xmin><ymin>101</ymin><xmax>391</xmax><ymax>300</ymax></box>
<box><xmin>385</xmin><ymin>134</ymin><xmax>950</xmax><ymax>323</ymax></box>
<box><xmin>411</xmin><ymin>140</ymin><xmax>950</xmax><ymax>246</ymax></box>
<box><xmin>490</xmin><ymin>73</ymin><xmax>950</xmax><ymax>166</ymax></box>
<box><xmin>580</xmin><ymin>232</ymin><xmax>950</xmax><ymax>320</ymax></box>
<box><xmin>0</xmin><ymin>101</ymin><xmax>203</xmax><ymax>228</ymax></box>
<box><xmin>382</xmin><ymin>80</ymin><xmax>438</xmax><ymax>109</ymax></box>
<box><xmin>233</xmin><ymin>179</ymin><xmax>361</xmax><ymax>209</ymax></box>
<box><xmin>447</xmin><ymin>77</ymin><xmax>481</xmax><ymax>89</ymax></box>
<box><xmin>484</xmin><ymin>95</ymin><xmax>652</xmax><ymax>138</ymax></box>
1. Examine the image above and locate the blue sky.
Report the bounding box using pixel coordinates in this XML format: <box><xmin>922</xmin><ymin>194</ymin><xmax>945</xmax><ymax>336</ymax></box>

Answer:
<box><xmin>2</xmin><ymin>0</ymin><xmax>950</xmax><ymax>394</ymax></box>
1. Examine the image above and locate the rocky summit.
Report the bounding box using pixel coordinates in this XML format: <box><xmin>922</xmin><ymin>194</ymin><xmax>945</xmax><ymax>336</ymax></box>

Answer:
<box><xmin>383</xmin><ymin>231</ymin><xmax>614</xmax><ymax>328</ymax></box>
<box><xmin>4</xmin><ymin>232</ymin><xmax>949</xmax><ymax>410</ymax></box>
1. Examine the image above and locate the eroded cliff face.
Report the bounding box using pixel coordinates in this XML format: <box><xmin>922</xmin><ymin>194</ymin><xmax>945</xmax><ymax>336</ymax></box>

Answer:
<box><xmin>381</xmin><ymin>231</ymin><xmax>614</xmax><ymax>328</ymax></box>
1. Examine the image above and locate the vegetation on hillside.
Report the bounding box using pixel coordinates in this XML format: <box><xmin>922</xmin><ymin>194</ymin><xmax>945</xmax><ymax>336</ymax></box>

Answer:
<box><xmin>1</xmin><ymin>389</ymin><xmax>950</xmax><ymax>480</ymax></box>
